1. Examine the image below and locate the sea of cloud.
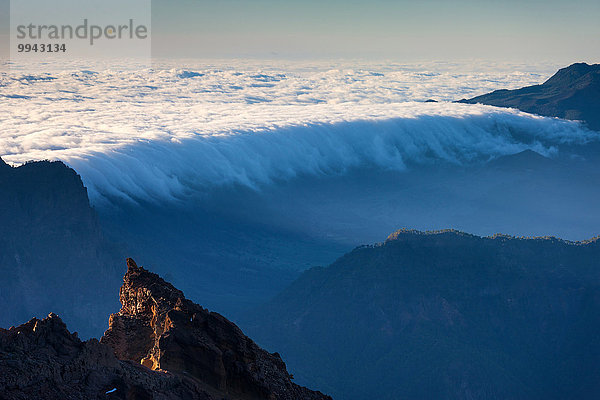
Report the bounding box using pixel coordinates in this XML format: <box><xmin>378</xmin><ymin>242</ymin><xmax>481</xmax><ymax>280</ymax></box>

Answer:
<box><xmin>1</xmin><ymin>59</ymin><xmax>597</xmax><ymax>203</ymax></box>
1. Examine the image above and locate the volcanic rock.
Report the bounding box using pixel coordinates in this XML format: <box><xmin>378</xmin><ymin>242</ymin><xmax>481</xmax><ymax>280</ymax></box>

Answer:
<box><xmin>0</xmin><ymin>313</ymin><xmax>213</xmax><ymax>400</ymax></box>
<box><xmin>0</xmin><ymin>259</ymin><xmax>331</xmax><ymax>400</ymax></box>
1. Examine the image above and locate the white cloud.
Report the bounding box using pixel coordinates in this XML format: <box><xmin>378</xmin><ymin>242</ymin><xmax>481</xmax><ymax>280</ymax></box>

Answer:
<box><xmin>0</xmin><ymin>60</ymin><xmax>595</xmax><ymax>204</ymax></box>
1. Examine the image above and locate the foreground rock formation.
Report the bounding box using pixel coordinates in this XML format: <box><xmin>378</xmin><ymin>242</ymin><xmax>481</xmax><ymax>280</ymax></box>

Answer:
<box><xmin>0</xmin><ymin>259</ymin><xmax>331</xmax><ymax>400</ymax></box>
<box><xmin>0</xmin><ymin>313</ymin><xmax>213</xmax><ymax>399</ymax></box>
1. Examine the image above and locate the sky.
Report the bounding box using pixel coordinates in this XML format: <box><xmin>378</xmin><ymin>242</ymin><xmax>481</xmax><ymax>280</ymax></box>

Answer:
<box><xmin>1</xmin><ymin>0</ymin><xmax>599</xmax><ymax>62</ymax></box>
<box><xmin>150</xmin><ymin>0</ymin><xmax>600</xmax><ymax>62</ymax></box>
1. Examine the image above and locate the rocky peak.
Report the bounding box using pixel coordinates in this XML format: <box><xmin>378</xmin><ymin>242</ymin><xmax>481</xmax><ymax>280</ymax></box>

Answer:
<box><xmin>1</xmin><ymin>259</ymin><xmax>330</xmax><ymax>400</ymax></box>
<box><xmin>543</xmin><ymin>62</ymin><xmax>600</xmax><ymax>87</ymax></box>
<box><xmin>0</xmin><ymin>313</ymin><xmax>81</xmax><ymax>357</ymax></box>
<box><xmin>101</xmin><ymin>258</ymin><xmax>330</xmax><ymax>400</ymax></box>
<box><xmin>119</xmin><ymin>258</ymin><xmax>186</xmax><ymax>317</ymax></box>
<box><xmin>0</xmin><ymin>313</ymin><xmax>219</xmax><ymax>399</ymax></box>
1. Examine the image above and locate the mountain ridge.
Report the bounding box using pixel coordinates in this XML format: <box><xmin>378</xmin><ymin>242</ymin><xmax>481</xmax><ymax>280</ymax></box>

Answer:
<box><xmin>459</xmin><ymin>62</ymin><xmax>600</xmax><ymax>131</ymax></box>
<box><xmin>244</xmin><ymin>228</ymin><xmax>600</xmax><ymax>400</ymax></box>
<box><xmin>384</xmin><ymin>227</ymin><xmax>600</xmax><ymax>245</ymax></box>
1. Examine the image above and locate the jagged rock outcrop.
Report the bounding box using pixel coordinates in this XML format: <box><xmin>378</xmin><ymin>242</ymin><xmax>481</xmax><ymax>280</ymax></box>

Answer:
<box><xmin>101</xmin><ymin>258</ymin><xmax>329</xmax><ymax>400</ymax></box>
<box><xmin>0</xmin><ymin>313</ymin><xmax>214</xmax><ymax>400</ymax></box>
<box><xmin>0</xmin><ymin>258</ymin><xmax>330</xmax><ymax>400</ymax></box>
<box><xmin>459</xmin><ymin>62</ymin><xmax>600</xmax><ymax>131</ymax></box>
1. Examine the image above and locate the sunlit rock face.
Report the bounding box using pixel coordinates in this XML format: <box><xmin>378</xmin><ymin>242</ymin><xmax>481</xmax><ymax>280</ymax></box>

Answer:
<box><xmin>0</xmin><ymin>313</ymin><xmax>215</xmax><ymax>400</ymax></box>
<box><xmin>101</xmin><ymin>258</ymin><xmax>331</xmax><ymax>400</ymax></box>
<box><xmin>0</xmin><ymin>259</ymin><xmax>331</xmax><ymax>400</ymax></box>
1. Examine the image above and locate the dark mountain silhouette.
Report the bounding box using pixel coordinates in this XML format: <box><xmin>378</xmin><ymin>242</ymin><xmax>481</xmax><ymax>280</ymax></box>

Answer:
<box><xmin>0</xmin><ymin>259</ymin><xmax>330</xmax><ymax>400</ymax></box>
<box><xmin>0</xmin><ymin>157</ymin><xmax>9</xmax><ymax>170</ymax></box>
<box><xmin>243</xmin><ymin>229</ymin><xmax>600</xmax><ymax>400</ymax></box>
<box><xmin>486</xmin><ymin>149</ymin><xmax>554</xmax><ymax>170</ymax></box>
<box><xmin>459</xmin><ymin>63</ymin><xmax>600</xmax><ymax>130</ymax></box>
<box><xmin>0</xmin><ymin>157</ymin><xmax>122</xmax><ymax>338</ymax></box>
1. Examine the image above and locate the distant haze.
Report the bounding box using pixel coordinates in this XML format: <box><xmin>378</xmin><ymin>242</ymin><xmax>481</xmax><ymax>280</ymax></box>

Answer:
<box><xmin>151</xmin><ymin>0</ymin><xmax>600</xmax><ymax>62</ymax></box>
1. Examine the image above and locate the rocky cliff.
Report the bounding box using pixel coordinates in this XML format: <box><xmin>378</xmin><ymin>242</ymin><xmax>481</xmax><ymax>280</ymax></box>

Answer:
<box><xmin>0</xmin><ymin>157</ymin><xmax>122</xmax><ymax>338</ymax></box>
<box><xmin>0</xmin><ymin>258</ymin><xmax>331</xmax><ymax>400</ymax></box>
<box><xmin>459</xmin><ymin>62</ymin><xmax>600</xmax><ymax>131</ymax></box>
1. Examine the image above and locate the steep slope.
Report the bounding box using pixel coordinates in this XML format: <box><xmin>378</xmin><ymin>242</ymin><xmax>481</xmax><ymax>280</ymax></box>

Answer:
<box><xmin>0</xmin><ymin>157</ymin><xmax>121</xmax><ymax>338</ymax></box>
<box><xmin>0</xmin><ymin>259</ymin><xmax>331</xmax><ymax>400</ymax></box>
<box><xmin>101</xmin><ymin>258</ymin><xmax>330</xmax><ymax>400</ymax></box>
<box><xmin>244</xmin><ymin>229</ymin><xmax>600</xmax><ymax>400</ymax></box>
<box><xmin>459</xmin><ymin>62</ymin><xmax>600</xmax><ymax>130</ymax></box>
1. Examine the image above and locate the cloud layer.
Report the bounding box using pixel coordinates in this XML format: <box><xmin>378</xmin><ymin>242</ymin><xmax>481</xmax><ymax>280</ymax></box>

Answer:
<box><xmin>67</xmin><ymin>106</ymin><xmax>596</xmax><ymax>204</ymax></box>
<box><xmin>1</xmin><ymin>60</ymin><xmax>596</xmax><ymax>204</ymax></box>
